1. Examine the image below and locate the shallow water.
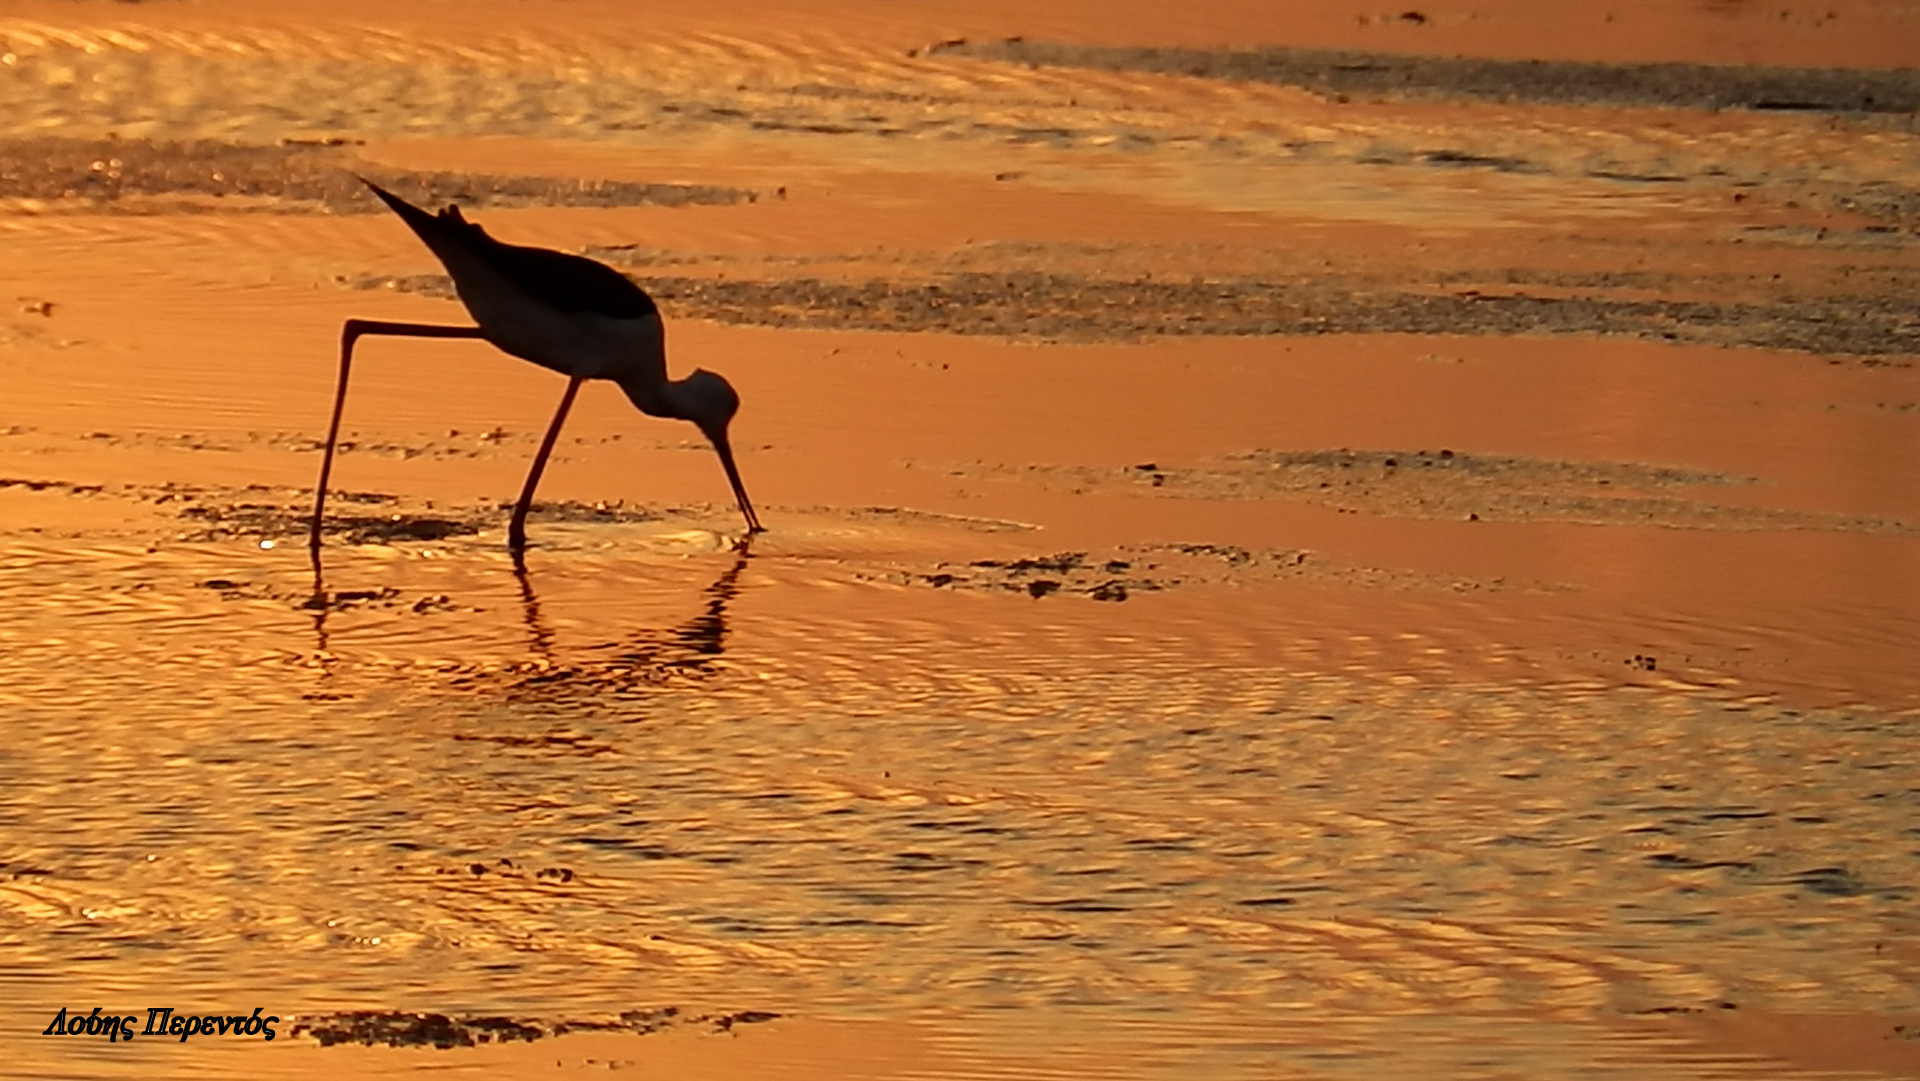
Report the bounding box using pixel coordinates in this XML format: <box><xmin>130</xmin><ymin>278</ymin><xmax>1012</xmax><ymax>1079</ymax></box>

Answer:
<box><xmin>2</xmin><ymin>537</ymin><xmax>1917</xmax><ymax>1078</ymax></box>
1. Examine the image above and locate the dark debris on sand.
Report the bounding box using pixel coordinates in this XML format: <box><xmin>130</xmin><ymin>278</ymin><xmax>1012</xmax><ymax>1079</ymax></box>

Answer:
<box><xmin>959</xmin><ymin>449</ymin><xmax>1918</xmax><ymax>534</ymax></box>
<box><xmin>176</xmin><ymin>498</ymin><xmax>484</xmax><ymax>545</ymax></box>
<box><xmin>352</xmin><ymin>268</ymin><xmax>1920</xmax><ymax>358</ymax></box>
<box><xmin>291</xmin><ymin>1012</ymin><xmax>548</xmax><ymax>1049</ymax></box>
<box><xmin>931</xmin><ymin>40</ymin><xmax>1920</xmax><ymax>114</ymax></box>
<box><xmin>288</xmin><ymin>1007</ymin><xmax>780</xmax><ymax>1048</ymax></box>
<box><xmin>166</xmin><ymin>483</ymin><xmax>678</xmax><ymax>546</ymax></box>
<box><xmin>871</xmin><ymin>544</ymin><xmax>1334</xmax><ymax>601</ymax></box>
<box><xmin>0</xmin><ymin>136</ymin><xmax>754</xmax><ymax>213</ymax></box>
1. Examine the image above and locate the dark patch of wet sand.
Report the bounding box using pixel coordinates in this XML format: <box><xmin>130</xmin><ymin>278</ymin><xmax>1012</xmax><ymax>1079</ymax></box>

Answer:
<box><xmin>932</xmin><ymin>39</ymin><xmax>1920</xmax><ymax>113</ymax></box>
<box><xmin>349</xmin><ymin>268</ymin><xmax>1920</xmax><ymax>358</ymax></box>
<box><xmin>952</xmin><ymin>448</ymin><xmax>1920</xmax><ymax>533</ymax></box>
<box><xmin>0</xmin><ymin>136</ymin><xmax>753</xmax><ymax>213</ymax></box>
<box><xmin>289</xmin><ymin>1006</ymin><xmax>777</xmax><ymax>1047</ymax></box>
<box><xmin>854</xmin><ymin>539</ymin><xmax>1564</xmax><ymax>601</ymax></box>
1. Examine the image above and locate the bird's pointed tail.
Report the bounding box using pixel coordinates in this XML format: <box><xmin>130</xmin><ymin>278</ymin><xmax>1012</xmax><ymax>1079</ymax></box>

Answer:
<box><xmin>359</xmin><ymin>176</ymin><xmax>492</xmax><ymax>264</ymax></box>
<box><xmin>359</xmin><ymin>176</ymin><xmax>443</xmax><ymax>236</ymax></box>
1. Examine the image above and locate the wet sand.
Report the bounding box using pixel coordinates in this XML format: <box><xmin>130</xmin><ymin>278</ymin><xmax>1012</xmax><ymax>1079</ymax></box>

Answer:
<box><xmin>3</xmin><ymin>1</ymin><xmax>1918</xmax><ymax>1078</ymax></box>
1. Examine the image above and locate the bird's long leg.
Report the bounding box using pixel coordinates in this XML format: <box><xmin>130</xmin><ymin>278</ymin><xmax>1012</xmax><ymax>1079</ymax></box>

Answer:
<box><xmin>309</xmin><ymin>319</ymin><xmax>487</xmax><ymax>551</ymax></box>
<box><xmin>508</xmin><ymin>375</ymin><xmax>586</xmax><ymax>552</ymax></box>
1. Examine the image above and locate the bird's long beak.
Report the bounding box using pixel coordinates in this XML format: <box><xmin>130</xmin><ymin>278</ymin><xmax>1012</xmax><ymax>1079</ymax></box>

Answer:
<box><xmin>709</xmin><ymin>429</ymin><xmax>764</xmax><ymax>535</ymax></box>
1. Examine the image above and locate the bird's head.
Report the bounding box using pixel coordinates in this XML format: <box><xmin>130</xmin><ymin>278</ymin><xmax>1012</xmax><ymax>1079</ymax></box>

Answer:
<box><xmin>667</xmin><ymin>369</ymin><xmax>763</xmax><ymax>534</ymax></box>
<box><xmin>671</xmin><ymin>368</ymin><xmax>741</xmax><ymax>445</ymax></box>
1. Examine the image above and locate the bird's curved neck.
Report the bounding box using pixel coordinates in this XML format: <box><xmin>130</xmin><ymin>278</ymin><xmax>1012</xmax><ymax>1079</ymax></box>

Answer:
<box><xmin>619</xmin><ymin>370</ymin><xmax>695</xmax><ymax>421</ymax></box>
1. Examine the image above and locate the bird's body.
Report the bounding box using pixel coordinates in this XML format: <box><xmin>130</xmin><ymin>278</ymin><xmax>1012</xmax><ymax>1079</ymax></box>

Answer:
<box><xmin>365</xmin><ymin>186</ymin><xmax>663</xmax><ymax>385</ymax></box>
<box><xmin>308</xmin><ymin>181</ymin><xmax>762</xmax><ymax>553</ymax></box>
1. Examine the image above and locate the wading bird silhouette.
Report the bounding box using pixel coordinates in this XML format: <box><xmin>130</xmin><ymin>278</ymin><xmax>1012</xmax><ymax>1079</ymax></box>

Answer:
<box><xmin>309</xmin><ymin>179</ymin><xmax>763</xmax><ymax>553</ymax></box>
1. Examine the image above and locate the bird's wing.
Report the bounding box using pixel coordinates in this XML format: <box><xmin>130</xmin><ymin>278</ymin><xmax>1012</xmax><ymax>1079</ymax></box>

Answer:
<box><xmin>362</xmin><ymin>179</ymin><xmax>658</xmax><ymax>321</ymax></box>
<box><xmin>481</xmin><ymin>242</ymin><xmax>659</xmax><ymax>321</ymax></box>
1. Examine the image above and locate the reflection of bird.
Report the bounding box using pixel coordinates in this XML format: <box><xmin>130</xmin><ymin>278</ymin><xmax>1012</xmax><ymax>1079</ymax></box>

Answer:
<box><xmin>308</xmin><ymin>179</ymin><xmax>763</xmax><ymax>552</ymax></box>
<box><xmin>513</xmin><ymin>545</ymin><xmax>751</xmax><ymax>677</ymax></box>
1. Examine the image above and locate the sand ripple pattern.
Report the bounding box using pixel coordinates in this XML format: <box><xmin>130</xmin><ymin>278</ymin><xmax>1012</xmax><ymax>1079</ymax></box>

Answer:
<box><xmin>3</xmin><ymin>18</ymin><xmax>1917</xmax><ymax>225</ymax></box>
